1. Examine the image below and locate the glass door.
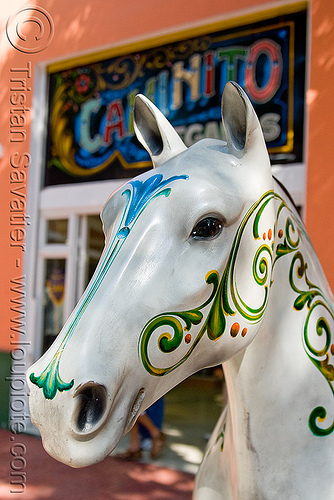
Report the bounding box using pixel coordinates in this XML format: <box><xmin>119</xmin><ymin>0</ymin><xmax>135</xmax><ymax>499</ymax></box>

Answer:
<box><xmin>76</xmin><ymin>214</ymin><xmax>104</xmax><ymax>301</ymax></box>
<box><xmin>42</xmin><ymin>258</ymin><xmax>66</xmax><ymax>352</ymax></box>
<box><xmin>36</xmin><ymin>213</ymin><xmax>105</xmax><ymax>355</ymax></box>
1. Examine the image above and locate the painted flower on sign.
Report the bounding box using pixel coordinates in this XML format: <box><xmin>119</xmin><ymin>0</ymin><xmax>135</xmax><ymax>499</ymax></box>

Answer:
<box><xmin>75</xmin><ymin>74</ymin><xmax>91</xmax><ymax>94</ymax></box>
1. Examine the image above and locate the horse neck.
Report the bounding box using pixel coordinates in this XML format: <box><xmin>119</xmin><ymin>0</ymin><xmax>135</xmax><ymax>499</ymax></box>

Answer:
<box><xmin>221</xmin><ymin>184</ymin><xmax>334</xmax><ymax>491</ymax></box>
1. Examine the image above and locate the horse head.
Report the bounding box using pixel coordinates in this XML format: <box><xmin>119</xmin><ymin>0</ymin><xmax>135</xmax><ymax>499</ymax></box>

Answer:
<box><xmin>27</xmin><ymin>82</ymin><xmax>276</xmax><ymax>467</ymax></box>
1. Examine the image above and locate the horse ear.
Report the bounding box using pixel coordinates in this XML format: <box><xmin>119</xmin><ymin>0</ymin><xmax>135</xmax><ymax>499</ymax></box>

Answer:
<box><xmin>221</xmin><ymin>82</ymin><xmax>266</xmax><ymax>159</ymax></box>
<box><xmin>133</xmin><ymin>94</ymin><xmax>187</xmax><ymax>168</ymax></box>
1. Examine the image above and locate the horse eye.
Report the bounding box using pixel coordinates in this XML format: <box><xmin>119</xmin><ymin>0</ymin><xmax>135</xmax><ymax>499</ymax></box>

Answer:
<box><xmin>191</xmin><ymin>217</ymin><xmax>223</xmax><ymax>240</ymax></box>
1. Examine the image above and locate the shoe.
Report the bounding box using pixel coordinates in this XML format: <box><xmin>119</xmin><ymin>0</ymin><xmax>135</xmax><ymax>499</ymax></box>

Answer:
<box><xmin>150</xmin><ymin>432</ymin><xmax>166</xmax><ymax>459</ymax></box>
<box><xmin>114</xmin><ymin>449</ymin><xmax>142</xmax><ymax>461</ymax></box>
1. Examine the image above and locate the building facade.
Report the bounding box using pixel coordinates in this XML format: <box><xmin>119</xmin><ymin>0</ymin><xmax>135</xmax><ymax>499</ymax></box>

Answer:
<box><xmin>0</xmin><ymin>0</ymin><xmax>333</xmax><ymax>432</ymax></box>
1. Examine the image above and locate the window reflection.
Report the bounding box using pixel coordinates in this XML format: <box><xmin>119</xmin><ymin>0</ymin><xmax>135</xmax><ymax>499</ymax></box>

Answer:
<box><xmin>43</xmin><ymin>259</ymin><xmax>66</xmax><ymax>352</ymax></box>
<box><xmin>46</xmin><ymin>219</ymin><xmax>68</xmax><ymax>244</ymax></box>
<box><xmin>85</xmin><ymin>215</ymin><xmax>104</xmax><ymax>286</ymax></box>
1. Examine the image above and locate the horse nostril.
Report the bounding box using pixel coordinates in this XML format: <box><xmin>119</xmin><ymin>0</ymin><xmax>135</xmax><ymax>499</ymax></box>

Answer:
<box><xmin>75</xmin><ymin>383</ymin><xmax>107</xmax><ymax>433</ymax></box>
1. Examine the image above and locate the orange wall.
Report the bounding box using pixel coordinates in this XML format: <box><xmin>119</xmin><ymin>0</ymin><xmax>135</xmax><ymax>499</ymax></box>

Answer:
<box><xmin>0</xmin><ymin>0</ymin><xmax>333</xmax><ymax>351</ymax></box>
<box><xmin>306</xmin><ymin>0</ymin><xmax>334</xmax><ymax>292</ymax></box>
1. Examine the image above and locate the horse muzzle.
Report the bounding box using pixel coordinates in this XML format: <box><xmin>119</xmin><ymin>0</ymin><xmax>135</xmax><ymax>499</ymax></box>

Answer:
<box><xmin>27</xmin><ymin>371</ymin><xmax>146</xmax><ymax>468</ymax></box>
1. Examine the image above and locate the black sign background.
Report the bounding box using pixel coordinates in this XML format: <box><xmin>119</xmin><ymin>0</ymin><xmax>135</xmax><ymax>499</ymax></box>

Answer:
<box><xmin>45</xmin><ymin>9</ymin><xmax>307</xmax><ymax>187</ymax></box>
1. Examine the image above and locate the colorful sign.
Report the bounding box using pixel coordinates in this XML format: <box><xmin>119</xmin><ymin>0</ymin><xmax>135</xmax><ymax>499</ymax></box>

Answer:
<box><xmin>45</xmin><ymin>10</ymin><xmax>306</xmax><ymax>186</ymax></box>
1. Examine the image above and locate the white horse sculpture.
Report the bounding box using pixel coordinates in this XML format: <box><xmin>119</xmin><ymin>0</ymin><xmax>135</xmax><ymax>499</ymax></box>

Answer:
<box><xmin>27</xmin><ymin>82</ymin><xmax>333</xmax><ymax>499</ymax></box>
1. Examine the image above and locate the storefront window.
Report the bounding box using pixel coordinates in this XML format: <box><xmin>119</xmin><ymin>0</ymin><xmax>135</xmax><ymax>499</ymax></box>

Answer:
<box><xmin>46</xmin><ymin>219</ymin><xmax>68</xmax><ymax>244</ymax></box>
<box><xmin>85</xmin><ymin>215</ymin><xmax>104</xmax><ymax>286</ymax></box>
<box><xmin>43</xmin><ymin>259</ymin><xmax>66</xmax><ymax>352</ymax></box>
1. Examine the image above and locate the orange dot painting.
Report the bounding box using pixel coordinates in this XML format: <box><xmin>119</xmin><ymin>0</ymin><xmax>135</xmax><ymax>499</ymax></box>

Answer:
<box><xmin>185</xmin><ymin>334</ymin><xmax>192</xmax><ymax>344</ymax></box>
<box><xmin>263</xmin><ymin>232</ymin><xmax>266</xmax><ymax>240</ymax></box>
<box><xmin>268</xmin><ymin>228</ymin><xmax>272</xmax><ymax>240</ymax></box>
<box><xmin>278</xmin><ymin>229</ymin><xmax>283</xmax><ymax>238</ymax></box>
<box><xmin>241</xmin><ymin>327</ymin><xmax>248</xmax><ymax>337</ymax></box>
<box><xmin>230</xmin><ymin>322</ymin><xmax>240</xmax><ymax>337</ymax></box>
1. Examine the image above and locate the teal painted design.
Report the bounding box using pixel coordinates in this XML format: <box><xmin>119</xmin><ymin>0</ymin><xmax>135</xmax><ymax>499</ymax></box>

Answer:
<box><xmin>30</xmin><ymin>173</ymin><xmax>188</xmax><ymax>399</ymax></box>
<box><xmin>30</xmin><ymin>350</ymin><xmax>74</xmax><ymax>400</ymax></box>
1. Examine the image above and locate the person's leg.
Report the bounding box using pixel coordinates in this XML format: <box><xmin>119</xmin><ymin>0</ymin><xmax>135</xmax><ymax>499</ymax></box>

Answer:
<box><xmin>138</xmin><ymin>413</ymin><xmax>166</xmax><ymax>458</ymax></box>
<box><xmin>137</xmin><ymin>413</ymin><xmax>161</xmax><ymax>440</ymax></box>
<box><xmin>128</xmin><ymin>423</ymin><xmax>141</xmax><ymax>452</ymax></box>
<box><xmin>114</xmin><ymin>423</ymin><xmax>142</xmax><ymax>460</ymax></box>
